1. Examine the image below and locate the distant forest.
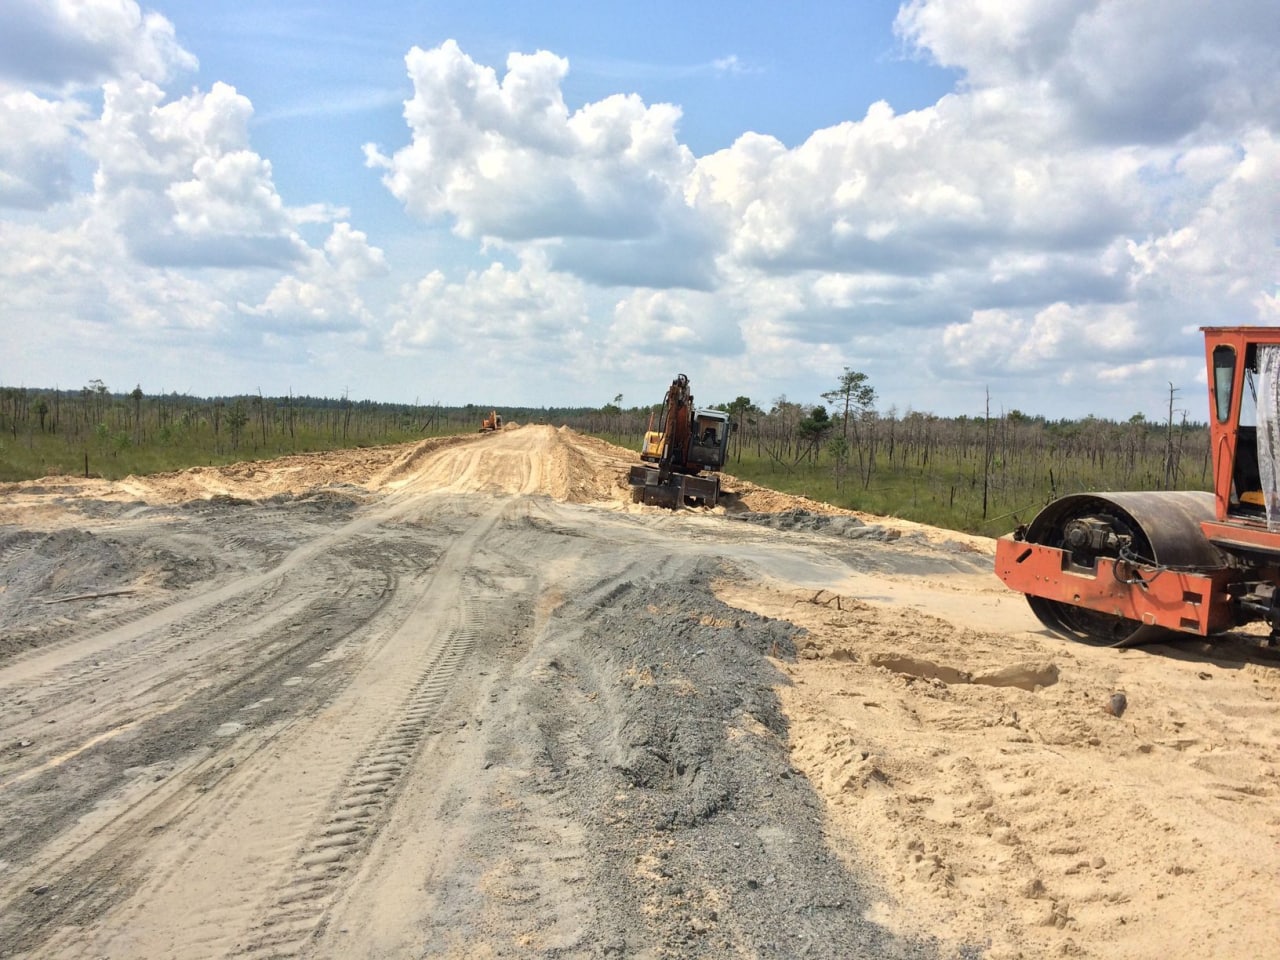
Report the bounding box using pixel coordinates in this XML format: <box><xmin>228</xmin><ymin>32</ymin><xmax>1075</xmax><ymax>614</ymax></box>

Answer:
<box><xmin>0</xmin><ymin>380</ymin><xmax>1209</xmax><ymax>534</ymax></box>
<box><xmin>0</xmin><ymin>380</ymin><xmax>604</xmax><ymax>479</ymax></box>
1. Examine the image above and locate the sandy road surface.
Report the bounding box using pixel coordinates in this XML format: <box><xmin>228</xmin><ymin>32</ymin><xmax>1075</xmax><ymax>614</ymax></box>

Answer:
<box><xmin>0</xmin><ymin>425</ymin><xmax>1277</xmax><ymax>959</ymax></box>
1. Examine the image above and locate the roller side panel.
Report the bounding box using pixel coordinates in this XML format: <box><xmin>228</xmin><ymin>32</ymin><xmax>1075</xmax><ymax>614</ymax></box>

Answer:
<box><xmin>995</xmin><ymin>535</ymin><xmax>1235</xmax><ymax>636</ymax></box>
<box><xmin>1201</xmin><ymin>519</ymin><xmax>1280</xmax><ymax>563</ymax></box>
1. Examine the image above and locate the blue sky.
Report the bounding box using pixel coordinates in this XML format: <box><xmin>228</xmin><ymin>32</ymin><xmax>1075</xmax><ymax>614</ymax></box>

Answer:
<box><xmin>2</xmin><ymin>1</ymin><xmax>1277</xmax><ymax>420</ymax></box>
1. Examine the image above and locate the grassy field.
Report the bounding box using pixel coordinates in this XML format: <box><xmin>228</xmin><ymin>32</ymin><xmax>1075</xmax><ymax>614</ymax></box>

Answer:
<box><xmin>1</xmin><ymin>383</ymin><xmax>1211</xmax><ymax>537</ymax></box>
<box><xmin>720</xmin><ymin>447</ymin><xmax>1078</xmax><ymax>535</ymax></box>
<box><xmin>598</xmin><ymin>421</ymin><xmax>1212</xmax><ymax>535</ymax></box>
<box><xmin>719</xmin><ymin>447</ymin><xmax>1212</xmax><ymax>535</ymax></box>
<box><xmin>0</xmin><ymin>425</ymin><xmax>443</xmax><ymax>484</ymax></box>
<box><xmin>0</xmin><ymin>387</ymin><xmax>471</xmax><ymax>483</ymax></box>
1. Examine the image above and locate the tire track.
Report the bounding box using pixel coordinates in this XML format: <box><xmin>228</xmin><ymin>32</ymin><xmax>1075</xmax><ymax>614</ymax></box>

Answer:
<box><xmin>26</xmin><ymin>552</ymin><xmax>447</xmax><ymax>960</ymax></box>
<box><xmin>0</xmin><ymin>538</ymin><xmax>445</xmax><ymax>958</ymax></box>
<box><xmin>0</xmin><ymin>546</ymin><xmax>376</xmax><ymax>766</ymax></box>
<box><xmin>0</xmin><ymin>568</ymin><xmax>298</xmax><ymax>722</ymax></box>
<box><xmin>234</xmin><ymin>591</ymin><xmax>485</xmax><ymax>959</ymax></box>
<box><xmin>0</xmin><ymin>525</ymin><xmax>439</xmax><ymax>736</ymax></box>
<box><xmin>20</xmin><ymin>499</ymin><xmax>510</xmax><ymax>960</ymax></box>
<box><xmin>0</xmin><ymin>492</ymin><xmax>430</xmax><ymax>692</ymax></box>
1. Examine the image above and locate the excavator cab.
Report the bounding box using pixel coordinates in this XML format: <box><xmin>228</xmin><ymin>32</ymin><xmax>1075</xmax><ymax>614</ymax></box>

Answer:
<box><xmin>687</xmin><ymin>411</ymin><xmax>731</xmax><ymax>471</ymax></box>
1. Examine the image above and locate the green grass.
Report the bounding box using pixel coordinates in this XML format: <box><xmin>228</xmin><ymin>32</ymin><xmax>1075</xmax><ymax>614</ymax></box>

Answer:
<box><xmin>716</xmin><ymin>446</ymin><xmax>1211</xmax><ymax>536</ymax></box>
<box><xmin>0</xmin><ymin>425</ymin><xmax>449</xmax><ymax>483</ymax></box>
<box><xmin>718</xmin><ymin>453</ymin><xmax>1003</xmax><ymax>533</ymax></box>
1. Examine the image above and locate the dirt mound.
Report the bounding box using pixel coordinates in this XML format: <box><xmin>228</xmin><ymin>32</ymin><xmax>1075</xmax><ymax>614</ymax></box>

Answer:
<box><xmin>114</xmin><ymin>444</ymin><xmax>409</xmax><ymax>504</ymax></box>
<box><xmin>541</xmin><ymin>429</ymin><xmax>636</xmax><ymax>503</ymax></box>
<box><xmin>367</xmin><ymin>434</ymin><xmax>483</xmax><ymax>490</ymax></box>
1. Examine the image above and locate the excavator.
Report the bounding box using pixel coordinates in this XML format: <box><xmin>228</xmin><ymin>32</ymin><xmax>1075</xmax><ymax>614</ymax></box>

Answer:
<box><xmin>628</xmin><ymin>374</ymin><xmax>731</xmax><ymax>508</ymax></box>
<box><xmin>479</xmin><ymin>410</ymin><xmax>502</xmax><ymax>432</ymax></box>
<box><xmin>996</xmin><ymin>326</ymin><xmax>1280</xmax><ymax>646</ymax></box>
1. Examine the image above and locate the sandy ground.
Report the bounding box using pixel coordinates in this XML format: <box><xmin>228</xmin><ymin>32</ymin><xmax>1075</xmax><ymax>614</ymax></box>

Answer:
<box><xmin>0</xmin><ymin>425</ymin><xmax>1276</xmax><ymax>959</ymax></box>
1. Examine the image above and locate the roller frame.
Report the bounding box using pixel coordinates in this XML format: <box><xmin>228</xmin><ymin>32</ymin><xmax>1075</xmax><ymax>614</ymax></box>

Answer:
<box><xmin>996</xmin><ymin>491</ymin><xmax>1238</xmax><ymax>642</ymax></box>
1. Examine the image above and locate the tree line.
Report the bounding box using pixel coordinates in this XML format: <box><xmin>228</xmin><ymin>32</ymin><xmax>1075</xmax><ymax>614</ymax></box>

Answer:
<box><xmin>0</xmin><ymin>376</ymin><xmax>1207</xmax><ymax>534</ymax></box>
<box><xmin>577</xmin><ymin>368</ymin><xmax>1208</xmax><ymax>532</ymax></box>
<box><xmin>0</xmin><ymin>382</ymin><xmax>544</xmax><ymax>480</ymax></box>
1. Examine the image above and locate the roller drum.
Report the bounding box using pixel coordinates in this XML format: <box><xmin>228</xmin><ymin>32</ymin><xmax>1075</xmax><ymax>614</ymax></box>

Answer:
<box><xmin>1020</xmin><ymin>491</ymin><xmax>1224</xmax><ymax>645</ymax></box>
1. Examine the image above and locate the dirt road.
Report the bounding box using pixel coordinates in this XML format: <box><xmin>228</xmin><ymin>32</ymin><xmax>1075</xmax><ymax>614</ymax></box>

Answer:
<box><xmin>1</xmin><ymin>426</ymin><xmax>1277</xmax><ymax>959</ymax></box>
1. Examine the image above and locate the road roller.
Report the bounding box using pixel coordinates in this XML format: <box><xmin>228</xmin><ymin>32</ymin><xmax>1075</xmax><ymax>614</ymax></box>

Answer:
<box><xmin>996</xmin><ymin>327</ymin><xmax>1280</xmax><ymax>646</ymax></box>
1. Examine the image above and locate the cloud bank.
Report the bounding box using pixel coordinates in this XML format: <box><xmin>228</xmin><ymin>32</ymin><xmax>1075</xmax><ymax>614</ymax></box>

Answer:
<box><xmin>2</xmin><ymin>0</ymin><xmax>1276</xmax><ymax>415</ymax></box>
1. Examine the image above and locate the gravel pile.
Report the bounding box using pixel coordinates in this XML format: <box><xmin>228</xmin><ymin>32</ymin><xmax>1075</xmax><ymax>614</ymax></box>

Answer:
<box><xmin>433</xmin><ymin>557</ymin><xmax>956</xmax><ymax>958</ymax></box>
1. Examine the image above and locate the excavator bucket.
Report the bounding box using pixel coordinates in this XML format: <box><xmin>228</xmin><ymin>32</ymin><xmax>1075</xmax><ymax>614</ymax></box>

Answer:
<box><xmin>628</xmin><ymin>465</ymin><xmax>721</xmax><ymax>507</ymax></box>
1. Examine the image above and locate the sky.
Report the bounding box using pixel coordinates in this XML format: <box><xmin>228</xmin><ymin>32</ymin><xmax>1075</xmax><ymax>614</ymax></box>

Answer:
<box><xmin>1</xmin><ymin>0</ymin><xmax>1277</xmax><ymax>421</ymax></box>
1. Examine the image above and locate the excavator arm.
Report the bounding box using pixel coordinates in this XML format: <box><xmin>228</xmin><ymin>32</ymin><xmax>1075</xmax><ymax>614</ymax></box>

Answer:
<box><xmin>641</xmin><ymin>375</ymin><xmax>694</xmax><ymax>469</ymax></box>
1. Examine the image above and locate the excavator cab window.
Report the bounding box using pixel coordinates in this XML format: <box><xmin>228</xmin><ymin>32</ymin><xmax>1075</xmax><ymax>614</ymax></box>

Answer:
<box><xmin>693</xmin><ymin>417</ymin><xmax>720</xmax><ymax>447</ymax></box>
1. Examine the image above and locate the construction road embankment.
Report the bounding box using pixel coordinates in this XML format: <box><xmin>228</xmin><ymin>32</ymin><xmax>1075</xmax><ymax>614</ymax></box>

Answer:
<box><xmin>1</xmin><ymin>425</ymin><xmax>1277</xmax><ymax>959</ymax></box>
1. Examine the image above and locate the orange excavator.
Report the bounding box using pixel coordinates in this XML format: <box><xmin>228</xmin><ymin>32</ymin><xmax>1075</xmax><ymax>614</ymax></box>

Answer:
<box><xmin>479</xmin><ymin>411</ymin><xmax>502</xmax><ymax>432</ymax></box>
<box><xmin>628</xmin><ymin>374</ymin><xmax>731</xmax><ymax>507</ymax></box>
<box><xmin>996</xmin><ymin>326</ymin><xmax>1280</xmax><ymax>646</ymax></box>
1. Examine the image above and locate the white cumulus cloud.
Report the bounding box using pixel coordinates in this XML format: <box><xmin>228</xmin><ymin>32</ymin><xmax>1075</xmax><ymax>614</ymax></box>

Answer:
<box><xmin>0</xmin><ymin>0</ymin><xmax>196</xmax><ymax>90</ymax></box>
<box><xmin>0</xmin><ymin>90</ymin><xmax>84</xmax><ymax>208</ymax></box>
<box><xmin>896</xmin><ymin>0</ymin><xmax>1280</xmax><ymax>143</ymax></box>
<box><xmin>366</xmin><ymin>40</ymin><xmax>715</xmax><ymax>289</ymax></box>
<box><xmin>387</xmin><ymin>252</ymin><xmax>592</xmax><ymax>383</ymax></box>
<box><xmin>87</xmin><ymin>78</ymin><xmax>311</xmax><ymax>268</ymax></box>
<box><xmin>243</xmin><ymin>223</ymin><xmax>388</xmax><ymax>334</ymax></box>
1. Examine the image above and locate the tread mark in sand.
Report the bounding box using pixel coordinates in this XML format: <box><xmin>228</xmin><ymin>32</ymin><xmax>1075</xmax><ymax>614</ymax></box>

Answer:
<box><xmin>0</xmin><ymin>557</ymin><xmax>339</xmax><ymax>722</ymax></box>
<box><xmin>234</xmin><ymin>590</ymin><xmax>485</xmax><ymax>959</ymax></box>
<box><xmin>0</xmin><ymin>563</ymin><xmax>296</xmax><ymax>698</ymax></box>
<box><xmin>15</xmin><ymin>565</ymin><xmax>434</xmax><ymax>959</ymax></box>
